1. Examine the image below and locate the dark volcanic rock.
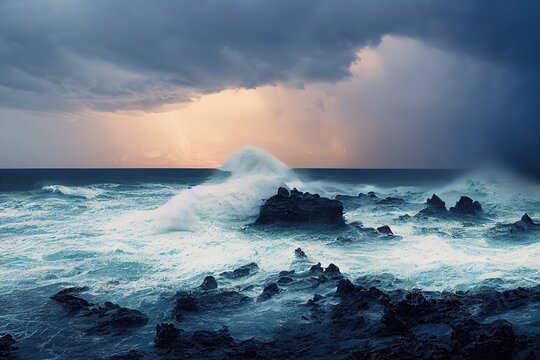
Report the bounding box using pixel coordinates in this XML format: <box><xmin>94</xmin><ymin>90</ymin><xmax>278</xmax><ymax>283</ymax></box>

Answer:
<box><xmin>294</xmin><ymin>247</ymin><xmax>307</xmax><ymax>258</ymax></box>
<box><xmin>377</xmin><ymin>225</ymin><xmax>393</xmax><ymax>235</ymax></box>
<box><xmin>155</xmin><ymin>323</ymin><xmax>182</xmax><ymax>349</ymax></box>
<box><xmin>86</xmin><ymin>302</ymin><xmax>149</xmax><ymax>335</ymax></box>
<box><xmin>254</xmin><ymin>187</ymin><xmax>344</xmax><ymax>226</ymax></box>
<box><xmin>324</xmin><ymin>263</ymin><xmax>342</xmax><ymax>279</ymax></box>
<box><xmin>449</xmin><ymin>196</ymin><xmax>482</xmax><ymax>215</ymax></box>
<box><xmin>220</xmin><ymin>262</ymin><xmax>259</xmax><ymax>279</ymax></box>
<box><xmin>174</xmin><ymin>290</ymin><xmax>252</xmax><ymax>320</ymax></box>
<box><xmin>512</xmin><ymin>213</ymin><xmax>540</xmax><ymax>231</ymax></box>
<box><xmin>257</xmin><ymin>282</ymin><xmax>281</xmax><ymax>302</ymax></box>
<box><xmin>51</xmin><ymin>287</ymin><xmax>148</xmax><ymax>335</ymax></box>
<box><xmin>200</xmin><ymin>275</ymin><xmax>218</xmax><ymax>290</ymax></box>
<box><xmin>418</xmin><ymin>194</ymin><xmax>447</xmax><ymax>215</ymax></box>
<box><xmin>0</xmin><ymin>334</ymin><xmax>17</xmax><ymax>358</ymax></box>
<box><xmin>451</xmin><ymin>319</ymin><xmax>515</xmax><ymax>359</ymax></box>
<box><xmin>50</xmin><ymin>286</ymin><xmax>93</xmax><ymax>311</ymax></box>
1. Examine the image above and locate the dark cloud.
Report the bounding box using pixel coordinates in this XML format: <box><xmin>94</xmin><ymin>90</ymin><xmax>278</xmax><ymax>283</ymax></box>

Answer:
<box><xmin>0</xmin><ymin>0</ymin><xmax>538</xmax><ymax>111</ymax></box>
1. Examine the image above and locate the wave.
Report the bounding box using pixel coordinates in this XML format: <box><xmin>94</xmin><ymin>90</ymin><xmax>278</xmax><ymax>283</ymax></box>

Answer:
<box><xmin>42</xmin><ymin>185</ymin><xmax>105</xmax><ymax>199</ymax></box>
<box><xmin>152</xmin><ymin>146</ymin><xmax>300</xmax><ymax>231</ymax></box>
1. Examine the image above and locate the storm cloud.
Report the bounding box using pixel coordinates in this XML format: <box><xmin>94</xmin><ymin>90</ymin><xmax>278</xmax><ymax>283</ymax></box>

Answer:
<box><xmin>1</xmin><ymin>0</ymin><xmax>539</xmax><ymax>111</ymax></box>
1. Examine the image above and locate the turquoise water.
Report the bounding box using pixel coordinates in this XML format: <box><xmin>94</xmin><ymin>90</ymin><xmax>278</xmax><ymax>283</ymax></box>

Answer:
<box><xmin>1</xmin><ymin>148</ymin><xmax>540</xmax><ymax>358</ymax></box>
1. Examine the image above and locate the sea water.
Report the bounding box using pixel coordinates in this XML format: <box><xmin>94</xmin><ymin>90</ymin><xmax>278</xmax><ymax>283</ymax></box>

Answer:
<box><xmin>1</xmin><ymin>147</ymin><xmax>540</xmax><ymax>358</ymax></box>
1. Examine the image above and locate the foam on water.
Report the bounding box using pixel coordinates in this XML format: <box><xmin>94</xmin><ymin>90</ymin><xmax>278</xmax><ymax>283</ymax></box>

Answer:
<box><xmin>42</xmin><ymin>185</ymin><xmax>106</xmax><ymax>199</ymax></box>
<box><xmin>150</xmin><ymin>146</ymin><xmax>300</xmax><ymax>231</ymax></box>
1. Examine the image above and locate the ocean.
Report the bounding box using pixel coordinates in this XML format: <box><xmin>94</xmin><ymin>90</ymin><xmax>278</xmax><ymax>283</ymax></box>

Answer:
<box><xmin>1</xmin><ymin>148</ymin><xmax>540</xmax><ymax>358</ymax></box>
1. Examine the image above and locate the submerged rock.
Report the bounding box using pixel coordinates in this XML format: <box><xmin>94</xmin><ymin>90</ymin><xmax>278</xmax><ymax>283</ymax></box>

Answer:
<box><xmin>418</xmin><ymin>194</ymin><xmax>447</xmax><ymax>215</ymax></box>
<box><xmin>174</xmin><ymin>290</ymin><xmax>252</xmax><ymax>320</ymax></box>
<box><xmin>107</xmin><ymin>349</ymin><xmax>145</xmax><ymax>360</ymax></box>
<box><xmin>377</xmin><ymin>225</ymin><xmax>393</xmax><ymax>235</ymax></box>
<box><xmin>294</xmin><ymin>247</ymin><xmax>307</xmax><ymax>258</ymax></box>
<box><xmin>51</xmin><ymin>287</ymin><xmax>148</xmax><ymax>335</ymax></box>
<box><xmin>257</xmin><ymin>283</ymin><xmax>281</xmax><ymax>302</ymax></box>
<box><xmin>220</xmin><ymin>262</ymin><xmax>259</xmax><ymax>279</ymax></box>
<box><xmin>254</xmin><ymin>187</ymin><xmax>344</xmax><ymax>226</ymax></box>
<box><xmin>200</xmin><ymin>276</ymin><xmax>218</xmax><ymax>290</ymax></box>
<box><xmin>490</xmin><ymin>213</ymin><xmax>540</xmax><ymax>237</ymax></box>
<box><xmin>449</xmin><ymin>196</ymin><xmax>482</xmax><ymax>215</ymax></box>
<box><xmin>512</xmin><ymin>213</ymin><xmax>539</xmax><ymax>231</ymax></box>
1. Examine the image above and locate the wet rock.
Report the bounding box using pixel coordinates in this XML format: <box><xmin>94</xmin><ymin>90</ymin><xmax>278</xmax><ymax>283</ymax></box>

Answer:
<box><xmin>174</xmin><ymin>290</ymin><xmax>251</xmax><ymax>320</ymax></box>
<box><xmin>377</xmin><ymin>196</ymin><xmax>405</xmax><ymax>205</ymax></box>
<box><xmin>474</xmin><ymin>285</ymin><xmax>540</xmax><ymax>316</ymax></box>
<box><xmin>377</xmin><ymin>225</ymin><xmax>393</xmax><ymax>235</ymax></box>
<box><xmin>309</xmin><ymin>262</ymin><xmax>324</xmax><ymax>274</ymax></box>
<box><xmin>86</xmin><ymin>302</ymin><xmax>149</xmax><ymax>335</ymax></box>
<box><xmin>512</xmin><ymin>213</ymin><xmax>540</xmax><ymax>231</ymax></box>
<box><xmin>0</xmin><ymin>334</ymin><xmax>17</xmax><ymax>358</ymax></box>
<box><xmin>257</xmin><ymin>283</ymin><xmax>281</xmax><ymax>302</ymax></box>
<box><xmin>449</xmin><ymin>196</ymin><xmax>482</xmax><ymax>215</ymax></box>
<box><xmin>451</xmin><ymin>319</ymin><xmax>515</xmax><ymax>359</ymax></box>
<box><xmin>294</xmin><ymin>247</ymin><xmax>306</xmax><ymax>258</ymax></box>
<box><xmin>324</xmin><ymin>263</ymin><xmax>342</xmax><ymax>278</ymax></box>
<box><xmin>220</xmin><ymin>262</ymin><xmax>259</xmax><ymax>279</ymax></box>
<box><xmin>107</xmin><ymin>349</ymin><xmax>145</xmax><ymax>360</ymax></box>
<box><xmin>381</xmin><ymin>304</ymin><xmax>408</xmax><ymax>335</ymax></box>
<box><xmin>50</xmin><ymin>286</ymin><xmax>93</xmax><ymax>311</ymax></box>
<box><xmin>336</xmin><ymin>279</ymin><xmax>356</xmax><ymax>295</ymax></box>
<box><xmin>418</xmin><ymin>194</ymin><xmax>447</xmax><ymax>215</ymax></box>
<box><xmin>155</xmin><ymin>323</ymin><xmax>182</xmax><ymax>349</ymax></box>
<box><xmin>200</xmin><ymin>275</ymin><xmax>218</xmax><ymax>290</ymax></box>
<box><xmin>254</xmin><ymin>187</ymin><xmax>344</xmax><ymax>226</ymax></box>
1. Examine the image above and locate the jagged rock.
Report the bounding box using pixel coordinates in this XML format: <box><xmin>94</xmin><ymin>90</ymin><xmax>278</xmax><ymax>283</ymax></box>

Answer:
<box><xmin>155</xmin><ymin>323</ymin><xmax>182</xmax><ymax>349</ymax></box>
<box><xmin>377</xmin><ymin>225</ymin><xmax>393</xmax><ymax>235</ymax></box>
<box><xmin>173</xmin><ymin>290</ymin><xmax>251</xmax><ymax>320</ymax></box>
<box><xmin>336</xmin><ymin>192</ymin><xmax>405</xmax><ymax>208</ymax></box>
<box><xmin>336</xmin><ymin>279</ymin><xmax>356</xmax><ymax>295</ymax></box>
<box><xmin>200</xmin><ymin>276</ymin><xmax>218</xmax><ymax>290</ymax></box>
<box><xmin>512</xmin><ymin>213</ymin><xmax>539</xmax><ymax>231</ymax></box>
<box><xmin>0</xmin><ymin>334</ymin><xmax>17</xmax><ymax>358</ymax></box>
<box><xmin>294</xmin><ymin>247</ymin><xmax>306</xmax><ymax>258</ymax></box>
<box><xmin>418</xmin><ymin>194</ymin><xmax>447</xmax><ymax>215</ymax></box>
<box><xmin>50</xmin><ymin>286</ymin><xmax>93</xmax><ymax>311</ymax></box>
<box><xmin>220</xmin><ymin>262</ymin><xmax>259</xmax><ymax>279</ymax></box>
<box><xmin>309</xmin><ymin>262</ymin><xmax>324</xmax><ymax>274</ymax></box>
<box><xmin>51</xmin><ymin>287</ymin><xmax>148</xmax><ymax>335</ymax></box>
<box><xmin>451</xmin><ymin>319</ymin><xmax>515</xmax><ymax>359</ymax></box>
<box><xmin>254</xmin><ymin>187</ymin><xmax>344</xmax><ymax>226</ymax></box>
<box><xmin>450</xmin><ymin>196</ymin><xmax>482</xmax><ymax>215</ymax></box>
<box><xmin>86</xmin><ymin>302</ymin><xmax>149</xmax><ymax>335</ymax></box>
<box><xmin>257</xmin><ymin>283</ymin><xmax>281</xmax><ymax>302</ymax></box>
<box><xmin>324</xmin><ymin>263</ymin><xmax>342</xmax><ymax>279</ymax></box>
<box><xmin>381</xmin><ymin>304</ymin><xmax>408</xmax><ymax>335</ymax></box>
<box><xmin>277</xmin><ymin>276</ymin><xmax>294</xmax><ymax>285</ymax></box>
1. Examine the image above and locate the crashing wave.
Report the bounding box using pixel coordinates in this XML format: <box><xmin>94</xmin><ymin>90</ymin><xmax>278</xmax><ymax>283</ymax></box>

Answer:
<box><xmin>153</xmin><ymin>146</ymin><xmax>300</xmax><ymax>231</ymax></box>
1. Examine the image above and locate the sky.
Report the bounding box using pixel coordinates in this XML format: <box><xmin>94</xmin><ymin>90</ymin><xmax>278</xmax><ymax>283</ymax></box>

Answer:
<box><xmin>1</xmin><ymin>0</ymin><xmax>539</xmax><ymax>168</ymax></box>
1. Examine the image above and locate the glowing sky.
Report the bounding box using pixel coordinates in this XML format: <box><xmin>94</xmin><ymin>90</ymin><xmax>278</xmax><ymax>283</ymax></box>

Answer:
<box><xmin>1</xmin><ymin>1</ymin><xmax>539</xmax><ymax>168</ymax></box>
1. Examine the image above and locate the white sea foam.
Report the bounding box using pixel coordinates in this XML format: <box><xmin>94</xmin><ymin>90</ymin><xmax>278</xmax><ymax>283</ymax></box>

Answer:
<box><xmin>152</xmin><ymin>146</ymin><xmax>300</xmax><ymax>231</ymax></box>
<box><xmin>42</xmin><ymin>185</ymin><xmax>105</xmax><ymax>199</ymax></box>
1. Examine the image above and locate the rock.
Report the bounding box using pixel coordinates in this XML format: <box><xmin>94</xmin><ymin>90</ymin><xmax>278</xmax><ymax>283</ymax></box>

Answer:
<box><xmin>174</xmin><ymin>290</ymin><xmax>251</xmax><ymax>320</ymax></box>
<box><xmin>417</xmin><ymin>194</ymin><xmax>447</xmax><ymax>216</ymax></box>
<box><xmin>155</xmin><ymin>323</ymin><xmax>182</xmax><ymax>349</ymax></box>
<box><xmin>220</xmin><ymin>262</ymin><xmax>259</xmax><ymax>279</ymax></box>
<box><xmin>294</xmin><ymin>247</ymin><xmax>306</xmax><ymax>258</ymax></box>
<box><xmin>449</xmin><ymin>196</ymin><xmax>482</xmax><ymax>215</ymax></box>
<box><xmin>200</xmin><ymin>276</ymin><xmax>218</xmax><ymax>290</ymax></box>
<box><xmin>107</xmin><ymin>349</ymin><xmax>145</xmax><ymax>360</ymax></box>
<box><xmin>254</xmin><ymin>188</ymin><xmax>344</xmax><ymax>226</ymax></box>
<box><xmin>0</xmin><ymin>334</ymin><xmax>17</xmax><ymax>358</ymax></box>
<box><xmin>377</xmin><ymin>196</ymin><xmax>405</xmax><ymax>205</ymax></box>
<box><xmin>381</xmin><ymin>304</ymin><xmax>408</xmax><ymax>335</ymax></box>
<box><xmin>512</xmin><ymin>213</ymin><xmax>539</xmax><ymax>231</ymax></box>
<box><xmin>451</xmin><ymin>319</ymin><xmax>515</xmax><ymax>359</ymax></box>
<box><xmin>86</xmin><ymin>302</ymin><xmax>149</xmax><ymax>335</ymax></box>
<box><xmin>309</xmin><ymin>262</ymin><xmax>324</xmax><ymax>274</ymax></box>
<box><xmin>257</xmin><ymin>283</ymin><xmax>281</xmax><ymax>302</ymax></box>
<box><xmin>336</xmin><ymin>279</ymin><xmax>356</xmax><ymax>295</ymax></box>
<box><xmin>377</xmin><ymin>225</ymin><xmax>393</xmax><ymax>235</ymax></box>
<box><xmin>50</xmin><ymin>286</ymin><xmax>93</xmax><ymax>311</ymax></box>
<box><xmin>324</xmin><ymin>263</ymin><xmax>342</xmax><ymax>278</ymax></box>
<box><xmin>277</xmin><ymin>276</ymin><xmax>294</xmax><ymax>285</ymax></box>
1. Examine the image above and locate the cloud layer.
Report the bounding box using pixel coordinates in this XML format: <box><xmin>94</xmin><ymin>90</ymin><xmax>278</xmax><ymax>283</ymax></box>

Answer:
<box><xmin>1</xmin><ymin>0</ymin><xmax>539</xmax><ymax>111</ymax></box>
